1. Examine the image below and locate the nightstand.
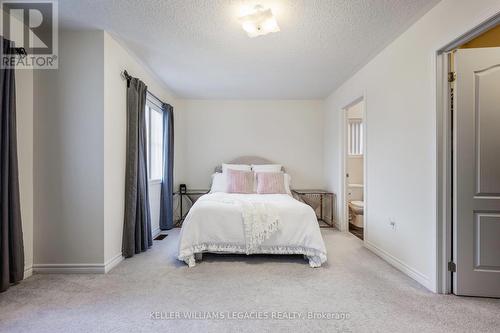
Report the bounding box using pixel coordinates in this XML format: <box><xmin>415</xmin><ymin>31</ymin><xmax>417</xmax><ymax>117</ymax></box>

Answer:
<box><xmin>292</xmin><ymin>190</ymin><xmax>335</xmax><ymax>228</ymax></box>
<box><xmin>175</xmin><ymin>189</ymin><xmax>209</xmax><ymax>227</ymax></box>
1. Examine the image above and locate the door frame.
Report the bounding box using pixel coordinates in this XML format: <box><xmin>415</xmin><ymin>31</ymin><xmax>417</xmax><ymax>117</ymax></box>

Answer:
<box><xmin>341</xmin><ymin>95</ymin><xmax>367</xmax><ymax>241</ymax></box>
<box><xmin>435</xmin><ymin>13</ymin><xmax>500</xmax><ymax>294</ymax></box>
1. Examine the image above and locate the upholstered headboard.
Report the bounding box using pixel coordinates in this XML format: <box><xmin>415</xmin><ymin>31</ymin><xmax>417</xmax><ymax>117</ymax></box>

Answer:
<box><xmin>214</xmin><ymin>156</ymin><xmax>286</xmax><ymax>173</ymax></box>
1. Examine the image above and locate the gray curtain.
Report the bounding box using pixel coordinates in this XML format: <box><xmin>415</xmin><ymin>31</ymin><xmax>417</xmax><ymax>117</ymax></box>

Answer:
<box><xmin>0</xmin><ymin>37</ymin><xmax>24</xmax><ymax>292</ymax></box>
<box><xmin>122</xmin><ymin>77</ymin><xmax>152</xmax><ymax>258</ymax></box>
<box><xmin>159</xmin><ymin>103</ymin><xmax>174</xmax><ymax>230</ymax></box>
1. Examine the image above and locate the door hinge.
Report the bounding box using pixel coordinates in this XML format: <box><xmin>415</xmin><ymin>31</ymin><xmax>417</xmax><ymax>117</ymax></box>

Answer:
<box><xmin>448</xmin><ymin>72</ymin><xmax>456</xmax><ymax>82</ymax></box>
<box><xmin>448</xmin><ymin>261</ymin><xmax>456</xmax><ymax>272</ymax></box>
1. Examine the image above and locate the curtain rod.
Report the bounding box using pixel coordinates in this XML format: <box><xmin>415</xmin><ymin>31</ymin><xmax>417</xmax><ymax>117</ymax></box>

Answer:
<box><xmin>4</xmin><ymin>46</ymin><xmax>27</xmax><ymax>57</ymax></box>
<box><xmin>1</xmin><ymin>36</ymin><xmax>28</xmax><ymax>57</ymax></box>
<box><xmin>121</xmin><ymin>70</ymin><xmax>167</xmax><ymax>107</ymax></box>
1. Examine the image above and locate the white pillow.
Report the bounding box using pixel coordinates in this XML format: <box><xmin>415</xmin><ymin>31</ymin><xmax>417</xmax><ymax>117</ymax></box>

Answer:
<box><xmin>210</xmin><ymin>173</ymin><xmax>227</xmax><ymax>193</ymax></box>
<box><xmin>251</xmin><ymin>164</ymin><xmax>282</xmax><ymax>173</ymax></box>
<box><xmin>222</xmin><ymin>163</ymin><xmax>251</xmax><ymax>173</ymax></box>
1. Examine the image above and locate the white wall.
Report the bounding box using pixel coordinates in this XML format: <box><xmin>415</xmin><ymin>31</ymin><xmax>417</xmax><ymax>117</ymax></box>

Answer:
<box><xmin>32</xmin><ymin>30</ymin><xmax>182</xmax><ymax>270</ymax></box>
<box><xmin>16</xmin><ymin>67</ymin><xmax>34</xmax><ymax>278</ymax></box>
<box><xmin>31</xmin><ymin>30</ymin><xmax>181</xmax><ymax>270</ymax></box>
<box><xmin>323</xmin><ymin>0</ymin><xmax>500</xmax><ymax>292</ymax></box>
<box><xmin>2</xmin><ymin>6</ymin><xmax>36</xmax><ymax>279</ymax></box>
<box><xmin>181</xmin><ymin>100</ymin><xmax>325</xmax><ymax>189</ymax></box>
<box><xmin>34</xmin><ymin>30</ymin><xmax>105</xmax><ymax>266</ymax></box>
<box><xmin>103</xmin><ymin>32</ymin><xmax>181</xmax><ymax>263</ymax></box>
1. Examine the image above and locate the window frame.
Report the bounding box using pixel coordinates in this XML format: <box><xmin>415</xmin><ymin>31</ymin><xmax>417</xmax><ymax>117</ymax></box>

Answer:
<box><xmin>347</xmin><ymin>118</ymin><xmax>363</xmax><ymax>156</ymax></box>
<box><xmin>145</xmin><ymin>96</ymin><xmax>164</xmax><ymax>184</ymax></box>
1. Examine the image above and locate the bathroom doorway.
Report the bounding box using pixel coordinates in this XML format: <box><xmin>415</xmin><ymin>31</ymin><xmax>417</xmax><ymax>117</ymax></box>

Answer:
<box><xmin>344</xmin><ymin>99</ymin><xmax>365</xmax><ymax>240</ymax></box>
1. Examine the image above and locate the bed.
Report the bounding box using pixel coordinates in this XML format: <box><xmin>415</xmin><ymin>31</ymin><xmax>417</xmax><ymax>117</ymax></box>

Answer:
<box><xmin>177</xmin><ymin>157</ymin><xmax>327</xmax><ymax>268</ymax></box>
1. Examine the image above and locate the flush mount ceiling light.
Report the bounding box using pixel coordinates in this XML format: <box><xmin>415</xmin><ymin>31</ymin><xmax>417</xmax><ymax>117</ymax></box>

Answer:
<box><xmin>238</xmin><ymin>5</ymin><xmax>280</xmax><ymax>38</ymax></box>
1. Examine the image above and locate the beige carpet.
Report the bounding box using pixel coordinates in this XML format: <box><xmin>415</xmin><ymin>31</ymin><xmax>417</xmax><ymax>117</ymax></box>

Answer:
<box><xmin>1</xmin><ymin>229</ymin><xmax>499</xmax><ymax>332</ymax></box>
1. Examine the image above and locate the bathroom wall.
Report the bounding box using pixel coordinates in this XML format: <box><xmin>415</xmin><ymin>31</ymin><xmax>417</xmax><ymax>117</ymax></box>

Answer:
<box><xmin>347</xmin><ymin>157</ymin><xmax>364</xmax><ymax>186</ymax></box>
<box><xmin>347</xmin><ymin>101</ymin><xmax>363</xmax><ymax>119</ymax></box>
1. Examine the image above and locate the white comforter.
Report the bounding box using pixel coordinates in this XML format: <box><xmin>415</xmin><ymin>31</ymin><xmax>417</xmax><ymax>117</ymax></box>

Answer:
<box><xmin>177</xmin><ymin>193</ymin><xmax>327</xmax><ymax>268</ymax></box>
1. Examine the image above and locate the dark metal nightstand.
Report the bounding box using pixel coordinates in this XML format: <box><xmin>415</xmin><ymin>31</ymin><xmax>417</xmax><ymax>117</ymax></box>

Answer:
<box><xmin>174</xmin><ymin>189</ymin><xmax>209</xmax><ymax>227</ymax></box>
<box><xmin>292</xmin><ymin>190</ymin><xmax>336</xmax><ymax>228</ymax></box>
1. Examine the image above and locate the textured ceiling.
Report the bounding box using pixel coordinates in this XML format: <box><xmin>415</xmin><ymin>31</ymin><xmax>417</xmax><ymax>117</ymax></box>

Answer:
<box><xmin>59</xmin><ymin>0</ymin><xmax>440</xmax><ymax>99</ymax></box>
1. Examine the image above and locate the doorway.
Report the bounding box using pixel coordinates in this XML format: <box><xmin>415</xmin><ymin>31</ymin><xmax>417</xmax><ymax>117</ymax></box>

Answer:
<box><xmin>343</xmin><ymin>99</ymin><xmax>365</xmax><ymax>240</ymax></box>
<box><xmin>437</xmin><ymin>18</ymin><xmax>500</xmax><ymax>297</ymax></box>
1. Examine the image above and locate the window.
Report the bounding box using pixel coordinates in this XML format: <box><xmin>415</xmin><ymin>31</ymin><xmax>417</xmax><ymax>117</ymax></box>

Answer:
<box><xmin>348</xmin><ymin>119</ymin><xmax>363</xmax><ymax>156</ymax></box>
<box><xmin>146</xmin><ymin>98</ymin><xmax>163</xmax><ymax>182</ymax></box>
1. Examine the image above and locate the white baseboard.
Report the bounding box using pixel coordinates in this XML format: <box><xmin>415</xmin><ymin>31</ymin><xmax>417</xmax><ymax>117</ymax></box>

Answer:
<box><xmin>364</xmin><ymin>240</ymin><xmax>433</xmax><ymax>291</ymax></box>
<box><xmin>24</xmin><ymin>266</ymin><xmax>33</xmax><ymax>279</ymax></box>
<box><xmin>33</xmin><ymin>253</ymin><xmax>124</xmax><ymax>274</ymax></box>
<box><xmin>104</xmin><ymin>253</ymin><xmax>124</xmax><ymax>273</ymax></box>
<box><xmin>152</xmin><ymin>227</ymin><xmax>161</xmax><ymax>238</ymax></box>
<box><xmin>33</xmin><ymin>263</ymin><xmax>106</xmax><ymax>274</ymax></box>
<box><xmin>333</xmin><ymin>221</ymin><xmax>340</xmax><ymax>230</ymax></box>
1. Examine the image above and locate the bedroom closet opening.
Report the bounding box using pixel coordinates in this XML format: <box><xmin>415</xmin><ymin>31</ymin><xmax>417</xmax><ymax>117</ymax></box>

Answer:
<box><xmin>437</xmin><ymin>20</ymin><xmax>500</xmax><ymax>297</ymax></box>
<box><xmin>344</xmin><ymin>100</ymin><xmax>365</xmax><ymax>240</ymax></box>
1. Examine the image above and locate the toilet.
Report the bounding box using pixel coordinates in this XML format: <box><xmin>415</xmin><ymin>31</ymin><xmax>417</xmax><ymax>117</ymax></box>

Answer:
<box><xmin>348</xmin><ymin>185</ymin><xmax>364</xmax><ymax>228</ymax></box>
<box><xmin>349</xmin><ymin>200</ymin><xmax>364</xmax><ymax>228</ymax></box>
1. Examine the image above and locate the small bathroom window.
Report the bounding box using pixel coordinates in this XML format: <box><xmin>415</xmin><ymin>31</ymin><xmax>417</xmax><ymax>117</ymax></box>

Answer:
<box><xmin>347</xmin><ymin>119</ymin><xmax>363</xmax><ymax>156</ymax></box>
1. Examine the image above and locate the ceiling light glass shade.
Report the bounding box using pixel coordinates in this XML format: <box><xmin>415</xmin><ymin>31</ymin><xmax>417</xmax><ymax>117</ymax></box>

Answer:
<box><xmin>238</xmin><ymin>5</ymin><xmax>280</xmax><ymax>38</ymax></box>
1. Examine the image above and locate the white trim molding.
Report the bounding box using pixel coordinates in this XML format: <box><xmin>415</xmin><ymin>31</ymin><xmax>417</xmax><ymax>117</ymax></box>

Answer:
<box><xmin>33</xmin><ymin>253</ymin><xmax>124</xmax><ymax>274</ymax></box>
<box><xmin>33</xmin><ymin>263</ymin><xmax>106</xmax><ymax>274</ymax></box>
<box><xmin>152</xmin><ymin>227</ymin><xmax>161</xmax><ymax>238</ymax></box>
<box><xmin>365</xmin><ymin>240</ymin><xmax>433</xmax><ymax>291</ymax></box>
<box><xmin>104</xmin><ymin>253</ymin><xmax>124</xmax><ymax>273</ymax></box>
<box><xmin>24</xmin><ymin>266</ymin><xmax>33</xmax><ymax>279</ymax></box>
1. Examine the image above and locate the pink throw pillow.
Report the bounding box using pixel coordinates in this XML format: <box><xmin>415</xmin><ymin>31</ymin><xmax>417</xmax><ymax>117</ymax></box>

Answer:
<box><xmin>226</xmin><ymin>169</ymin><xmax>254</xmax><ymax>193</ymax></box>
<box><xmin>256</xmin><ymin>172</ymin><xmax>286</xmax><ymax>194</ymax></box>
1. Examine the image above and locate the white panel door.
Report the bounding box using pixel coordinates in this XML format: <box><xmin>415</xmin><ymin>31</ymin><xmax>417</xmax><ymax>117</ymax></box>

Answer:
<box><xmin>454</xmin><ymin>47</ymin><xmax>500</xmax><ymax>297</ymax></box>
